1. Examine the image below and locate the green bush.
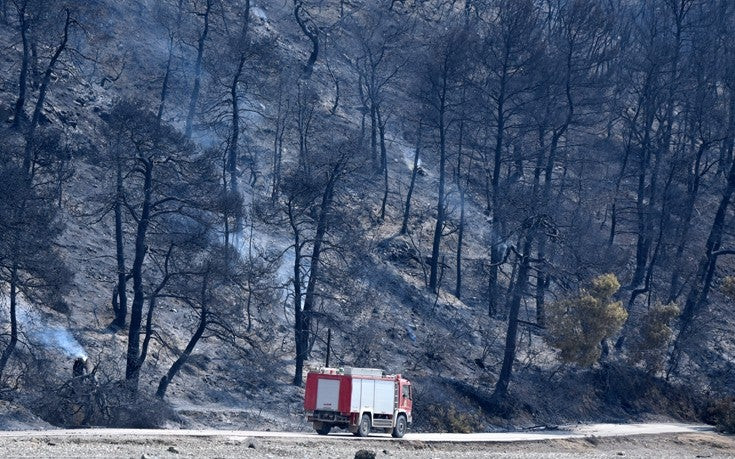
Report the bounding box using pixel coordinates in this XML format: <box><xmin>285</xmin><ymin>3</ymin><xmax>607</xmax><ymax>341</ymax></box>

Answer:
<box><xmin>629</xmin><ymin>302</ymin><xmax>680</xmax><ymax>373</ymax></box>
<box><xmin>545</xmin><ymin>274</ymin><xmax>628</xmax><ymax>366</ymax></box>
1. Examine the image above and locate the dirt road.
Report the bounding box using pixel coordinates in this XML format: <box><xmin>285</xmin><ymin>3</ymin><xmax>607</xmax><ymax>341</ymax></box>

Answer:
<box><xmin>0</xmin><ymin>423</ymin><xmax>732</xmax><ymax>458</ymax></box>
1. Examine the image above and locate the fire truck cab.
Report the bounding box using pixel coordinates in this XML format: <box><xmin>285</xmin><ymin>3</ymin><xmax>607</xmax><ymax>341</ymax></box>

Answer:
<box><xmin>303</xmin><ymin>367</ymin><xmax>413</xmax><ymax>438</ymax></box>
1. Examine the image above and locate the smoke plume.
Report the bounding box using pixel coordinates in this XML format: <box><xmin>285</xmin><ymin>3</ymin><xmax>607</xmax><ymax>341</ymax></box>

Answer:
<box><xmin>32</xmin><ymin>327</ymin><xmax>87</xmax><ymax>359</ymax></box>
<box><xmin>15</xmin><ymin>306</ymin><xmax>87</xmax><ymax>359</ymax></box>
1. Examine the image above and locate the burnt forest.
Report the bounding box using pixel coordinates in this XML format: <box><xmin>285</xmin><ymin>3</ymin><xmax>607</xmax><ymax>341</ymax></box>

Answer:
<box><xmin>0</xmin><ymin>0</ymin><xmax>734</xmax><ymax>432</ymax></box>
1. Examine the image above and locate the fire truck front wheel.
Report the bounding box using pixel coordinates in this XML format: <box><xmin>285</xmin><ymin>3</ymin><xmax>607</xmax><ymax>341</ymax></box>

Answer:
<box><xmin>355</xmin><ymin>414</ymin><xmax>371</xmax><ymax>437</ymax></box>
<box><xmin>391</xmin><ymin>414</ymin><xmax>407</xmax><ymax>438</ymax></box>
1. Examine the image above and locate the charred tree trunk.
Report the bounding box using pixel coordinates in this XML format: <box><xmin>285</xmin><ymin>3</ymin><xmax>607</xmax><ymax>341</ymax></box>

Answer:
<box><xmin>295</xmin><ymin>165</ymin><xmax>338</xmax><ymax>386</ymax></box>
<box><xmin>156</xmin><ymin>274</ymin><xmax>209</xmax><ymax>399</ymax></box>
<box><xmin>720</xmin><ymin>88</ymin><xmax>735</xmax><ymax>177</ymax></box>
<box><xmin>111</xmin><ymin>149</ymin><xmax>127</xmax><ymax>329</ymax></box>
<box><xmin>227</xmin><ymin>0</ymin><xmax>251</xmax><ymax>214</ymax></box>
<box><xmin>357</xmin><ymin>73</ymin><xmax>369</xmax><ymax>154</ymax></box>
<box><xmin>184</xmin><ymin>0</ymin><xmax>212</xmax><ymax>138</ymax></box>
<box><xmin>534</xmin><ymin>131</ymin><xmax>562</xmax><ymax>326</ymax></box>
<box><xmin>400</xmin><ymin>123</ymin><xmax>422</xmax><ymax>235</ymax></box>
<box><xmin>12</xmin><ymin>1</ymin><xmax>29</xmax><ymax>129</ymax></box>
<box><xmin>532</xmin><ymin>127</ymin><xmax>546</xmax><ymax>325</ymax></box>
<box><xmin>289</xmin><ymin>201</ymin><xmax>305</xmax><ymax>386</ymax></box>
<box><xmin>134</xmin><ymin>245</ymin><xmax>172</xmax><ymax>378</ymax></box>
<box><xmin>370</xmin><ymin>103</ymin><xmax>378</xmax><ymax>170</ymax></box>
<box><xmin>608</xmin><ymin>122</ymin><xmax>636</xmax><ymax>245</ymax></box>
<box><xmin>296</xmin><ymin>83</ymin><xmax>313</xmax><ymax>177</ymax></box>
<box><xmin>668</xmin><ymin>141</ymin><xmax>708</xmax><ymax>302</ymax></box>
<box><xmin>631</xmin><ymin>105</ymin><xmax>656</xmax><ymax>288</ymax></box>
<box><xmin>455</xmin><ymin>118</ymin><xmax>466</xmax><ymax>299</ymax></box>
<box><xmin>156</xmin><ymin>0</ymin><xmax>183</xmax><ymax>122</ymax></box>
<box><xmin>492</xmin><ymin>233</ymin><xmax>533</xmax><ymax>402</ymax></box>
<box><xmin>619</xmin><ymin>165</ymin><xmax>678</xmax><ymax>350</ymax></box>
<box><xmin>227</xmin><ymin>54</ymin><xmax>246</xmax><ymax>238</ymax></box>
<box><xmin>428</xmin><ymin>78</ymin><xmax>448</xmax><ymax>292</ymax></box>
<box><xmin>456</xmin><ymin>187</ymin><xmax>465</xmax><ymax>299</ymax></box>
<box><xmin>125</xmin><ymin>158</ymin><xmax>153</xmax><ymax>388</ymax></box>
<box><xmin>488</xmin><ymin>57</ymin><xmax>508</xmax><ymax>317</ymax></box>
<box><xmin>0</xmin><ymin>265</ymin><xmax>19</xmax><ymax>380</ymax></box>
<box><xmin>681</xmin><ymin>160</ymin><xmax>735</xmax><ymax>328</ymax></box>
<box><xmin>669</xmin><ymin>139</ymin><xmax>735</xmax><ymax>376</ymax></box>
<box><xmin>533</xmin><ymin>34</ymin><xmax>574</xmax><ymax>322</ymax></box>
<box><xmin>378</xmin><ymin>107</ymin><xmax>389</xmax><ymax>219</ymax></box>
<box><xmin>631</xmin><ymin>23</ymin><xmax>680</xmax><ymax>294</ymax></box>
<box><xmin>293</xmin><ymin>0</ymin><xmax>319</xmax><ymax>80</ymax></box>
<box><xmin>156</xmin><ymin>36</ymin><xmax>174</xmax><ymax>123</ymax></box>
<box><xmin>378</xmin><ymin>105</ymin><xmax>387</xmax><ymax>173</ymax></box>
<box><xmin>23</xmin><ymin>9</ymin><xmax>71</xmax><ymax>175</ymax></box>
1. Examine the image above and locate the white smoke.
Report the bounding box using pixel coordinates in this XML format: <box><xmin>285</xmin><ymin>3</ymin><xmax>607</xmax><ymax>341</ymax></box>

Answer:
<box><xmin>31</xmin><ymin>327</ymin><xmax>87</xmax><ymax>359</ymax></box>
<box><xmin>276</xmin><ymin>246</ymin><xmax>308</xmax><ymax>309</ymax></box>
<box><xmin>277</xmin><ymin>246</ymin><xmax>295</xmax><ymax>286</ymax></box>
<box><xmin>252</xmin><ymin>6</ymin><xmax>268</xmax><ymax>22</ymax></box>
<box><xmin>401</xmin><ymin>144</ymin><xmax>422</xmax><ymax>171</ymax></box>
<box><xmin>230</xmin><ymin>225</ymin><xmax>305</xmax><ymax>307</ymax></box>
<box><xmin>15</xmin><ymin>305</ymin><xmax>87</xmax><ymax>359</ymax></box>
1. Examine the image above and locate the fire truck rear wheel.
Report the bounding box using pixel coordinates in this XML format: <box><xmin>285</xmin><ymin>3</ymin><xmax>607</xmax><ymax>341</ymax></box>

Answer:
<box><xmin>391</xmin><ymin>414</ymin><xmax>407</xmax><ymax>438</ymax></box>
<box><xmin>356</xmin><ymin>414</ymin><xmax>371</xmax><ymax>437</ymax></box>
<box><xmin>314</xmin><ymin>422</ymin><xmax>331</xmax><ymax>435</ymax></box>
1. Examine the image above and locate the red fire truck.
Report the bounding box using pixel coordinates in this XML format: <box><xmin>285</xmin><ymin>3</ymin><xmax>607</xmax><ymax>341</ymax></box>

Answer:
<box><xmin>303</xmin><ymin>367</ymin><xmax>413</xmax><ymax>438</ymax></box>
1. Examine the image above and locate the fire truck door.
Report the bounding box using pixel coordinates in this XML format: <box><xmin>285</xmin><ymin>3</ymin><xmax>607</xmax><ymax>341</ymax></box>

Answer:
<box><xmin>316</xmin><ymin>378</ymin><xmax>340</xmax><ymax>411</ymax></box>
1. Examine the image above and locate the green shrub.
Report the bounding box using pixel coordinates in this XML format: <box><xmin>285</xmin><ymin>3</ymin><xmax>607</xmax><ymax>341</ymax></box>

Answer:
<box><xmin>545</xmin><ymin>274</ymin><xmax>628</xmax><ymax>366</ymax></box>
<box><xmin>629</xmin><ymin>302</ymin><xmax>680</xmax><ymax>373</ymax></box>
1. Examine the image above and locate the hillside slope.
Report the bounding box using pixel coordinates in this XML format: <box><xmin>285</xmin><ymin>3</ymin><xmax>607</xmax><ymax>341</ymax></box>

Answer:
<box><xmin>0</xmin><ymin>0</ymin><xmax>734</xmax><ymax>431</ymax></box>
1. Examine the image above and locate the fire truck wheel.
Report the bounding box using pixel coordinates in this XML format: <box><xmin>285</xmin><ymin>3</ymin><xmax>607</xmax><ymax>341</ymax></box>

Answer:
<box><xmin>356</xmin><ymin>414</ymin><xmax>371</xmax><ymax>437</ymax></box>
<box><xmin>314</xmin><ymin>422</ymin><xmax>331</xmax><ymax>435</ymax></box>
<box><xmin>391</xmin><ymin>414</ymin><xmax>407</xmax><ymax>438</ymax></box>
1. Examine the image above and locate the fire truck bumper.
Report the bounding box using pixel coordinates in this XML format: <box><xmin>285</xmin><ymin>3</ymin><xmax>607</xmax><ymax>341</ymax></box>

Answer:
<box><xmin>308</xmin><ymin>410</ymin><xmax>350</xmax><ymax>424</ymax></box>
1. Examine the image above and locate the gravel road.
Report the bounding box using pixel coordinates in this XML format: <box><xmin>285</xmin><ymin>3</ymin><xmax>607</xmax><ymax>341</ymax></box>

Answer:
<box><xmin>0</xmin><ymin>423</ymin><xmax>732</xmax><ymax>458</ymax></box>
